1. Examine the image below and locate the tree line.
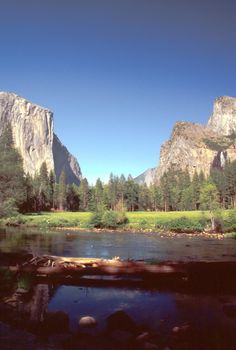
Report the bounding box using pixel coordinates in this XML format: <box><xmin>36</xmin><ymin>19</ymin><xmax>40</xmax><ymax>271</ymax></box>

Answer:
<box><xmin>1</xmin><ymin>124</ymin><xmax>236</xmax><ymax>217</ymax></box>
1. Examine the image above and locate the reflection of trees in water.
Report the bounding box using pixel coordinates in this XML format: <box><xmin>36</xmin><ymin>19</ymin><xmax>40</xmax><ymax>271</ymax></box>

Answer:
<box><xmin>0</xmin><ymin>228</ymin><xmax>67</xmax><ymax>256</ymax></box>
<box><xmin>18</xmin><ymin>283</ymin><xmax>56</xmax><ymax>322</ymax></box>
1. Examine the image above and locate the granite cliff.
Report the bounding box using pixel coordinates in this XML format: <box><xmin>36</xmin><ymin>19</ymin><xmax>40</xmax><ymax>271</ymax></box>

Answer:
<box><xmin>0</xmin><ymin>92</ymin><xmax>81</xmax><ymax>184</ymax></box>
<box><xmin>136</xmin><ymin>96</ymin><xmax>236</xmax><ymax>185</ymax></box>
<box><xmin>134</xmin><ymin>168</ymin><xmax>156</xmax><ymax>186</ymax></box>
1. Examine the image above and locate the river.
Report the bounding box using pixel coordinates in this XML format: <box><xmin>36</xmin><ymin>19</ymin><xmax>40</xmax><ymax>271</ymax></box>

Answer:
<box><xmin>1</xmin><ymin>227</ymin><xmax>236</xmax><ymax>349</ymax></box>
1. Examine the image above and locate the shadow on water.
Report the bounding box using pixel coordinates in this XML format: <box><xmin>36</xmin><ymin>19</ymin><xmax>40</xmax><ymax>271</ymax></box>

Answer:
<box><xmin>2</xmin><ymin>281</ymin><xmax>236</xmax><ymax>349</ymax></box>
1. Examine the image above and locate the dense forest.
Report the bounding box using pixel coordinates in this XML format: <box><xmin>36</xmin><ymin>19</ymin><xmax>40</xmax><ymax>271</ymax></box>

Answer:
<box><xmin>1</xmin><ymin>124</ymin><xmax>236</xmax><ymax>217</ymax></box>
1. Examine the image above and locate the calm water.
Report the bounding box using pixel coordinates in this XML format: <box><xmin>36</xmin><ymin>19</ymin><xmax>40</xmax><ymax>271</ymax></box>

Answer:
<box><xmin>0</xmin><ymin>227</ymin><xmax>236</xmax><ymax>261</ymax></box>
<box><xmin>1</xmin><ymin>227</ymin><xmax>236</xmax><ymax>348</ymax></box>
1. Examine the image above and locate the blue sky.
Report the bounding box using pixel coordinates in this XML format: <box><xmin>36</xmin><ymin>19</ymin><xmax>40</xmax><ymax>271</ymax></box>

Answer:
<box><xmin>1</xmin><ymin>0</ymin><xmax>236</xmax><ymax>183</ymax></box>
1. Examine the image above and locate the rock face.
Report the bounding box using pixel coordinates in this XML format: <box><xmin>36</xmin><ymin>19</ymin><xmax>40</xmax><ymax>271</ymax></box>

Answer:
<box><xmin>207</xmin><ymin>96</ymin><xmax>236</xmax><ymax>135</ymax></box>
<box><xmin>138</xmin><ymin>96</ymin><xmax>236</xmax><ymax>185</ymax></box>
<box><xmin>155</xmin><ymin>96</ymin><xmax>236</xmax><ymax>183</ymax></box>
<box><xmin>53</xmin><ymin>134</ymin><xmax>82</xmax><ymax>185</ymax></box>
<box><xmin>134</xmin><ymin>168</ymin><xmax>156</xmax><ymax>186</ymax></box>
<box><xmin>0</xmin><ymin>92</ymin><xmax>81</xmax><ymax>184</ymax></box>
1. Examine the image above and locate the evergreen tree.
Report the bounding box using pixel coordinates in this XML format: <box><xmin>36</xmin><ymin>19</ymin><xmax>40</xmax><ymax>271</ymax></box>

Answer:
<box><xmin>199</xmin><ymin>180</ymin><xmax>220</xmax><ymax>211</ymax></box>
<box><xmin>78</xmin><ymin>178</ymin><xmax>90</xmax><ymax>211</ymax></box>
<box><xmin>0</xmin><ymin>124</ymin><xmax>26</xmax><ymax>216</ymax></box>
<box><xmin>37</xmin><ymin>162</ymin><xmax>51</xmax><ymax>210</ymax></box>
<box><xmin>58</xmin><ymin>170</ymin><xmax>67</xmax><ymax>210</ymax></box>
<box><xmin>49</xmin><ymin>170</ymin><xmax>56</xmax><ymax>208</ymax></box>
<box><xmin>66</xmin><ymin>184</ymin><xmax>80</xmax><ymax>211</ymax></box>
<box><xmin>94</xmin><ymin>178</ymin><xmax>104</xmax><ymax>210</ymax></box>
<box><xmin>124</xmin><ymin>175</ymin><xmax>138</xmax><ymax>211</ymax></box>
<box><xmin>191</xmin><ymin>171</ymin><xmax>201</xmax><ymax>210</ymax></box>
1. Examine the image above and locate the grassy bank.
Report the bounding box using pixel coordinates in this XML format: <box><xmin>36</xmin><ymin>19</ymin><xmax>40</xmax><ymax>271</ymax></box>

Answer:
<box><xmin>1</xmin><ymin>209</ymin><xmax>236</xmax><ymax>233</ymax></box>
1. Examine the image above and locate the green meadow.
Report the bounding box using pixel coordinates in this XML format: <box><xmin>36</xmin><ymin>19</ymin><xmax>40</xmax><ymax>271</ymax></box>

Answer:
<box><xmin>1</xmin><ymin>209</ymin><xmax>236</xmax><ymax>233</ymax></box>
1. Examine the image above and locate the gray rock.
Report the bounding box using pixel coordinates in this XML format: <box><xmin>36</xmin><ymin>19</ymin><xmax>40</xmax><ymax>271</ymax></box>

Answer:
<box><xmin>107</xmin><ymin>310</ymin><xmax>137</xmax><ymax>333</ymax></box>
<box><xmin>136</xmin><ymin>331</ymin><xmax>150</xmax><ymax>342</ymax></box>
<box><xmin>151</xmin><ymin>96</ymin><xmax>236</xmax><ymax>184</ymax></box>
<box><xmin>15</xmin><ymin>288</ymin><xmax>29</xmax><ymax>294</ymax></box>
<box><xmin>78</xmin><ymin>316</ymin><xmax>97</xmax><ymax>327</ymax></box>
<box><xmin>134</xmin><ymin>168</ymin><xmax>156</xmax><ymax>186</ymax></box>
<box><xmin>207</xmin><ymin>96</ymin><xmax>236</xmax><ymax>135</ymax></box>
<box><xmin>53</xmin><ymin>134</ymin><xmax>81</xmax><ymax>185</ymax></box>
<box><xmin>0</xmin><ymin>92</ymin><xmax>82</xmax><ymax>184</ymax></box>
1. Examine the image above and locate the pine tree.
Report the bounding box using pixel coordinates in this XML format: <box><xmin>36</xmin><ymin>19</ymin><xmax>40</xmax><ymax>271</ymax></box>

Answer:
<box><xmin>58</xmin><ymin>170</ymin><xmax>67</xmax><ymax>211</ymax></box>
<box><xmin>66</xmin><ymin>184</ymin><xmax>80</xmax><ymax>211</ymax></box>
<box><xmin>78</xmin><ymin>178</ymin><xmax>90</xmax><ymax>211</ymax></box>
<box><xmin>94</xmin><ymin>178</ymin><xmax>104</xmax><ymax>210</ymax></box>
<box><xmin>0</xmin><ymin>124</ymin><xmax>26</xmax><ymax>216</ymax></box>
<box><xmin>38</xmin><ymin>162</ymin><xmax>51</xmax><ymax>210</ymax></box>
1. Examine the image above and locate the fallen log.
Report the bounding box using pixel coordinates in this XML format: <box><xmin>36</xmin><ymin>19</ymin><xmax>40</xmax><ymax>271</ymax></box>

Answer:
<box><xmin>3</xmin><ymin>254</ymin><xmax>236</xmax><ymax>292</ymax></box>
<box><xmin>9</xmin><ymin>255</ymin><xmax>186</xmax><ymax>279</ymax></box>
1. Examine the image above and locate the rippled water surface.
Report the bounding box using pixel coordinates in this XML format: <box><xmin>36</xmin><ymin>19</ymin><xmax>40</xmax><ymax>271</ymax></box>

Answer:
<box><xmin>0</xmin><ymin>227</ymin><xmax>236</xmax><ymax>261</ymax></box>
<box><xmin>1</xmin><ymin>227</ymin><xmax>236</xmax><ymax>349</ymax></box>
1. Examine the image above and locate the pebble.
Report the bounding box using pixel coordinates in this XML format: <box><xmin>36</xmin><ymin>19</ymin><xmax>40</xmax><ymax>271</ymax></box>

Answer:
<box><xmin>79</xmin><ymin>316</ymin><xmax>97</xmax><ymax>327</ymax></box>
<box><xmin>136</xmin><ymin>332</ymin><xmax>150</xmax><ymax>342</ymax></box>
<box><xmin>172</xmin><ymin>325</ymin><xmax>190</xmax><ymax>333</ymax></box>
<box><xmin>172</xmin><ymin>326</ymin><xmax>180</xmax><ymax>333</ymax></box>
<box><xmin>15</xmin><ymin>288</ymin><xmax>29</xmax><ymax>294</ymax></box>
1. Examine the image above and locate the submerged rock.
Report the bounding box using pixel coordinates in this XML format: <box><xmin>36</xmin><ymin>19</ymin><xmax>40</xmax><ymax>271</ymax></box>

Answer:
<box><xmin>78</xmin><ymin>316</ymin><xmax>97</xmax><ymax>328</ymax></box>
<box><xmin>107</xmin><ymin>310</ymin><xmax>137</xmax><ymax>333</ymax></box>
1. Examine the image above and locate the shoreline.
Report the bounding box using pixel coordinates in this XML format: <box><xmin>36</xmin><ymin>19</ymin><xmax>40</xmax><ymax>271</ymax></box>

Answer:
<box><xmin>1</xmin><ymin>222</ymin><xmax>227</xmax><ymax>239</ymax></box>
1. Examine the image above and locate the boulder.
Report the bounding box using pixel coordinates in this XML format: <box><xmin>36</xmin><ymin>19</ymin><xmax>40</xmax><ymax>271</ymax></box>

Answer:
<box><xmin>78</xmin><ymin>316</ymin><xmax>97</xmax><ymax>328</ymax></box>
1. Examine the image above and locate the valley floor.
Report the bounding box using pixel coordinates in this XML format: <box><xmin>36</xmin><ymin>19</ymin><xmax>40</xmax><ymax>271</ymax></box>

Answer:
<box><xmin>1</xmin><ymin>210</ymin><xmax>236</xmax><ymax>235</ymax></box>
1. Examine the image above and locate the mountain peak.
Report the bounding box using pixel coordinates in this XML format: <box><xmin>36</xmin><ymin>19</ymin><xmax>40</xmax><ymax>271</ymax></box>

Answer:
<box><xmin>207</xmin><ymin>95</ymin><xmax>236</xmax><ymax>135</ymax></box>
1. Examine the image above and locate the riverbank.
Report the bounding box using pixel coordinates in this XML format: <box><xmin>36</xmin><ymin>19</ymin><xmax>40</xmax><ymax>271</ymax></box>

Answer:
<box><xmin>1</xmin><ymin>210</ymin><xmax>236</xmax><ymax>235</ymax></box>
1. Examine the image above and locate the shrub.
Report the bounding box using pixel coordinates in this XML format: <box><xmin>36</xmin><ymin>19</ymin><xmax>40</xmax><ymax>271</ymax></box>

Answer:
<box><xmin>139</xmin><ymin>219</ymin><xmax>148</xmax><ymax>229</ymax></box>
<box><xmin>89</xmin><ymin>210</ymin><xmax>128</xmax><ymax>229</ymax></box>
<box><xmin>162</xmin><ymin>216</ymin><xmax>204</xmax><ymax>232</ymax></box>
<box><xmin>102</xmin><ymin>211</ymin><xmax>118</xmax><ymax>229</ymax></box>
<box><xmin>224</xmin><ymin>210</ymin><xmax>236</xmax><ymax>231</ymax></box>
<box><xmin>4</xmin><ymin>214</ymin><xmax>26</xmax><ymax>226</ymax></box>
<box><xmin>116</xmin><ymin>211</ymin><xmax>129</xmax><ymax>225</ymax></box>
<box><xmin>89</xmin><ymin>211</ymin><xmax>103</xmax><ymax>228</ymax></box>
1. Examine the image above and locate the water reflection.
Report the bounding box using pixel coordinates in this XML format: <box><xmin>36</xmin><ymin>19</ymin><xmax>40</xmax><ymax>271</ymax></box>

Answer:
<box><xmin>0</xmin><ymin>227</ymin><xmax>236</xmax><ymax>262</ymax></box>
<box><xmin>1</xmin><ymin>228</ymin><xmax>236</xmax><ymax>348</ymax></box>
<box><xmin>2</xmin><ymin>281</ymin><xmax>236</xmax><ymax>349</ymax></box>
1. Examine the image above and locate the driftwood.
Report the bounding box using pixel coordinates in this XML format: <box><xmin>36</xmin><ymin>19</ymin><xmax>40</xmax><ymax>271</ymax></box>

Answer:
<box><xmin>2</xmin><ymin>253</ymin><xmax>236</xmax><ymax>291</ymax></box>
<box><xmin>9</xmin><ymin>255</ymin><xmax>185</xmax><ymax>279</ymax></box>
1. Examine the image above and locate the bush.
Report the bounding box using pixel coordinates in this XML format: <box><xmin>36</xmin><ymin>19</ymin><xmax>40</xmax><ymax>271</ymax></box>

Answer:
<box><xmin>102</xmin><ymin>211</ymin><xmax>118</xmax><ymax>229</ymax></box>
<box><xmin>89</xmin><ymin>210</ymin><xmax>128</xmax><ymax>229</ymax></box>
<box><xmin>116</xmin><ymin>211</ymin><xmax>129</xmax><ymax>225</ymax></box>
<box><xmin>224</xmin><ymin>210</ymin><xmax>236</xmax><ymax>231</ymax></box>
<box><xmin>162</xmin><ymin>216</ymin><xmax>204</xmax><ymax>232</ymax></box>
<box><xmin>89</xmin><ymin>211</ymin><xmax>103</xmax><ymax>228</ymax></box>
<box><xmin>139</xmin><ymin>219</ymin><xmax>148</xmax><ymax>229</ymax></box>
<box><xmin>4</xmin><ymin>214</ymin><xmax>26</xmax><ymax>226</ymax></box>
